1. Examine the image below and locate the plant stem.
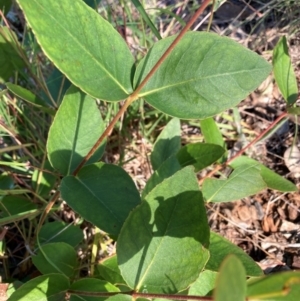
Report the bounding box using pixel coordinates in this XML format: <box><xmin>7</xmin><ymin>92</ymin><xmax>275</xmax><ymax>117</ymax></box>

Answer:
<box><xmin>199</xmin><ymin>111</ymin><xmax>289</xmax><ymax>185</ymax></box>
<box><xmin>72</xmin><ymin>97</ymin><xmax>134</xmax><ymax>175</ymax></box>
<box><xmin>130</xmin><ymin>0</ymin><xmax>212</xmax><ymax>99</ymax></box>
<box><xmin>67</xmin><ymin>290</ymin><xmax>214</xmax><ymax>300</ymax></box>
<box><xmin>74</xmin><ymin>0</ymin><xmax>212</xmax><ymax>175</ymax></box>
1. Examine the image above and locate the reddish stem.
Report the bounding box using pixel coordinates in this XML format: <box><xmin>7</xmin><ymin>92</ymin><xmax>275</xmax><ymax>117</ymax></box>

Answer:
<box><xmin>74</xmin><ymin>0</ymin><xmax>212</xmax><ymax>175</ymax></box>
<box><xmin>199</xmin><ymin>111</ymin><xmax>289</xmax><ymax>185</ymax></box>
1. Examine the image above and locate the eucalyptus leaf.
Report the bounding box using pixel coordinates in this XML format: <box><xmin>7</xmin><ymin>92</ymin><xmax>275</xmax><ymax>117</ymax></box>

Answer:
<box><xmin>134</xmin><ymin>31</ymin><xmax>271</xmax><ymax>119</ymax></box>
<box><xmin>17</xmin><ymin>0</ymin><xmax>134</xmax><ymax>100</ymax></box>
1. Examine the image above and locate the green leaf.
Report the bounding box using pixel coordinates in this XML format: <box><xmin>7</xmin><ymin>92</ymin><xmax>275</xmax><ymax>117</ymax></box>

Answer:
<box><xmin>213</xmin><ymin>255</ymin><xmax>247</xmax><ymax>301</ymax></box>
<box><xmin>151</xmin><ymin>118</ymin><xmax>181</xmax><ymax>170</ymax></box>
<box><xmin>134</xmin><ymin>31</ymin><xmax>271</xmax><ymax>119</ymax></box>
<box><xmin>0</xmin><ymin>0</ymin><xmax>12</xmax><ymax>14</ymax></box>
<box><xmin>0</xmin><ymin>195</ymin><xmax>38</xmax><ymax>217</ymax></box>
<box><xmin>206</xmin><ymin>231</ymin><xmax>263</xmax><ymax>277</ymax></box>
<box><xmin>0</xmin><ymin>172</ymin><xmax>14</xmax><ymax>190</ymax></box>
<box><xmin>17</xmin><ymin>0</ymin><xmax>134</xmax><ymax>101</ymax></box>
<box><xmin>202</xmin><ymin>163</ymin><xmax>267</xmax><ymax>202</ymax></box>
<box><xmin>7</xmin><ymin>273</ymin><xmax>69</xmax><ymax>301</ymax></box>
<box><xmin>176</xmin><ymin>143</ymin><xmax>225</xmax><ymax>172</ymax></box>
<box><xmin>47</xmin><ymin>85</ymin><xmax>106</xmax><ymax>175</ymax></box>
<box><xmin>5</xmin><ymin>82</ymin><xmax>50</xmax><ymax>108</ymax></box>
<box><xmin>189</xmin><ymin>270</ymin><xmax>218</xmax><ymax>297</ymax></box>
<box><xmin>43</xmin><ymin>68</ymin><xmax>71</xmax><ymax>105</ymax></box>
<box><xmin>288</xmin><ymin>107</ymin><xmax>300</xmax><ymax>115</ymax></box>
<box><xmin>247</xmin><ymin>271</ymin><xmax>300</xmax><ymax>301</ymax></box>
<box><xmin>273</xmin><ymin>36</ymin><xmax>298</xmax><ymax>105</ymax></box>
<box><xmin>212</xmin><ymin>0</ymin><xmax>227</xmax><ymax>12</ymax></box>
<box><xmin>230</xmin><ymin>156</ymin><xmax>297</xmax><ymax>192</ymax></box>
<box><xmin>200</xmin><ymin>117</ymin><xmax>227</xmax><ymax>162</ymax></box>
<box><xmin>32</xmin><ymin>160</ymin><xmax>58</xmax><ymax>197</ymax></box>
<box><xmin>142</xmin><ymin>155</ymin><xmax>181</xmax><ymax>199</ymax></box>
<box><xmin>117</xmin><ymin>167</ymin><xmax>210</xmax><ymax>294</ymax></box>
<box><xmin>0</xmin><ymin>209</ymin><xmax>41</xmax><ymax>226</ymax></box>
<box><xmin>32</xmin><ymin>242</ymin><xmax>78</xmax><ymax>277</ymax></box>
<box><xmin>38</xmin><ymin>221</ymin><xmax>83</xmax><ymax>247</ymax></box>
<box><xmin>83</xmin><ymin>0</ymin><xmax>101</xmax><ymax>9</ymax></box>
<box><xmin>0</xmin><ymin>27</ymin><xmax>25</xmax><ymax>83</ymax></box>
<box><xmin>60</xmin><ymin>162</ymin><xmax>141</xmax><ymax>236</ymax></box>
<box><xmin>95</xmin><ymin>255</ymin><xmax>126</xmax><ymax>285</ymax></box>
<box><xmin>69</xmin><ymin>278</ymin><xmax>119</xmax><ymax>301</ymax></box>
<box><xmin>107</xmin><ymin>295</ymin><xmax>132</xmax><ymax>301</ymax></box>
<box><xmin>131</xmin><ymin>0</ymin><xmax>162</xmax><ymax>40</ymax></box>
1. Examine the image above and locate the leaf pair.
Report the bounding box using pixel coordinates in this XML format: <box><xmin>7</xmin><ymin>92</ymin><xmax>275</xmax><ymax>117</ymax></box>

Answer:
<box><xmin>17</xmin><ymin>0</ymin><xmax>271</xmax><ymax>119</ymax></box>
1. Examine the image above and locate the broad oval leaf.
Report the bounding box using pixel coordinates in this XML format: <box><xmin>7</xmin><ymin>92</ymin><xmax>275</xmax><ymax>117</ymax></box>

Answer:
<box><xmin>176</xmin><ymin>142</ymin><xmax>225</xmax><ymax>172</ymax></box>
<box><xmin>189</xmin><ymin>270</ymin><xmax>218</xmax><ymax>297</ymax></box>
<box><xmin>151</xmin><ymin>118</ymin><xmax>181</xmax><ymax>170</ymax></box>
<box><xmin>47</xmin><ymin>85</ymin><xmax>106</xmax><ymax>175</ymax></box>
<box><xmin>142</xmin><ymin>155</ymin><xmax>181</xmax><ymax>199</ymax></box>
<box><xmin>32</xmin><ymin>160</ymin><xmax>58</xmax><ymax>197</ymax></box>
<box><xmin>247</xmin><ymin>271</ymin><xmax>300</xmax><ymax>301</ymax></box>
<box><xmin>207</xmin><ymin>231</ymin><xmax>262</xmax><ymax>277</ymax></box>
<box><xmin>0</xmin><ymin>27</ymin><xmax>25</xmax><ymax>83</ymax></box>
<box><xmin>230</xmin><ymin>156</ymin><xmax>297</xmax><ymax>192</ymax></box>
<box><xmin>7</xmin><ymin>273</ymin><xmax>69</xmax><ymax>301</ymax></box>
<box><xmin>6</xmin><ymin>82</ymin><xmax>50</xmax><ymax>109</ymax></box>
<box><xmin>0</xmin><ymin>196</ymin><xmax>38</xmax><ymax>216</ymax></box>
<box><xmin>69</xmin><ymin>278</ymin><xmax>119</xmax><ymax>301</ymax></box>
<box><xmin>213</xmin><ymin>255</ymin><xmax>246</xmax><ymax>301</ymax></box>
<box><xmin>117</xmin><ymin>166</ymin><xmax>210</xmax><ymax>294</ymax></box>
<box><xmin>32</xmin><ymin>242</ymin><xmax>78</xmax><ymax>278</ymax></box>
<box><xmin>17</xmin><ymin>0</ymin><xmax>134</xmax><ymax>101</ymax></box>
<box><xmin>95</xmin><ymin>255</ymin><xmax>126</xmax><ymax>285</ymax></box>
<box><xmin>60</xmin><ymin>162</ymin><xmax>141</xmax><ymax>236</ymax></box>
<box><xmin>38</xmin><ymin>221</ymin><xmax>83</xmax><ymax>248</ymax></box>
<box><xmin>0</xmin><ymin>172</ymin><xmax>14</xmax><ymax>190</ymax></box>
<box><xmin>200</xmin><ymin>117</ymin><xmax>227</xmax><ymax>163</ymax></box>
<box><xmin>273</xmin><ymin>36</ymin><xmax>298</xmax><ymax>105</ymax></box>
<box><xmin>134</xmin><ymin>31</ymin><xmax>271</xmax><ymax>119</ymax></box>
<box><xmin>202</xmin><ymin>163</ymin><xmax>267</xmax><ymax>202</ymax></box>
<box><xmin>107</xmin><ymin>295</ymin><xmax>131</xmax><ymax>301</ymax></box>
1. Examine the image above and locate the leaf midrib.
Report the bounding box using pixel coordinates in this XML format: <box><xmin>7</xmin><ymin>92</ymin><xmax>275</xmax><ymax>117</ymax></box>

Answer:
<box><xmin>29</xmin><ymin>0</ymin><xmax>128</xmax><ymax>94</ymax></box>
<box><xmin>138</xmin><ymin>67</ymin><xmax>266</xmax><ymax>98</ymax></box>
